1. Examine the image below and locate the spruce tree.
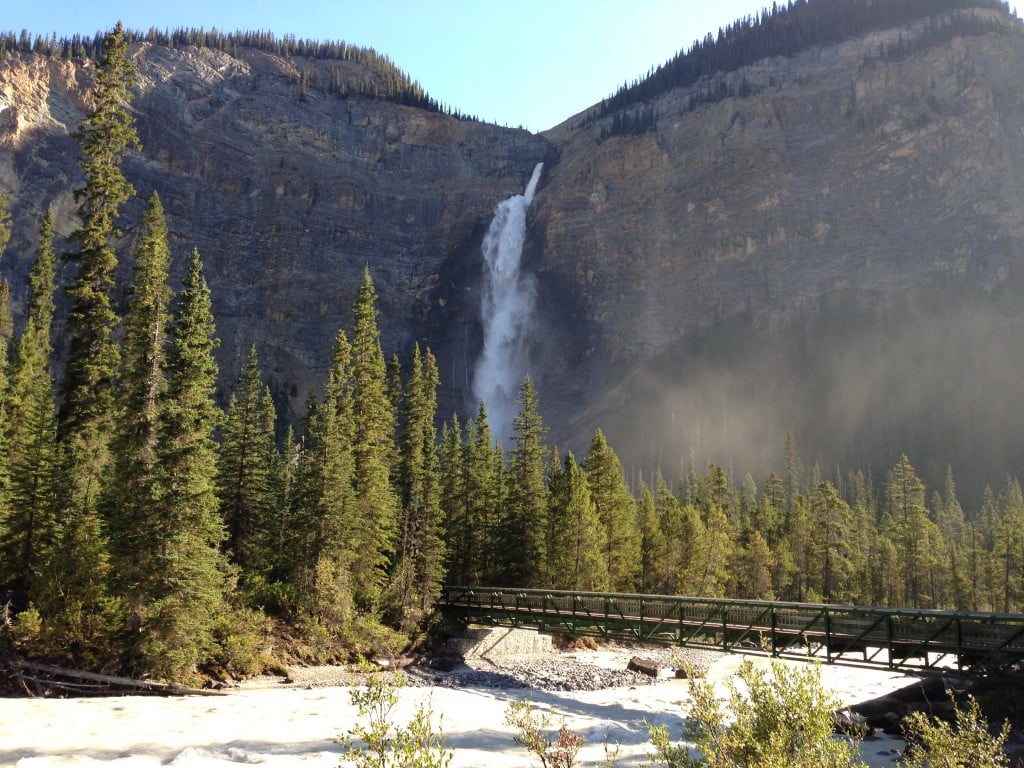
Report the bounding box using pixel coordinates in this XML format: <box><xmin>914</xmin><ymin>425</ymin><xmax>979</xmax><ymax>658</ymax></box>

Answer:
<box><xmin>636</xmin><ymin>479</ymin><xmax>666</xmax><ymax>594</ymax></box>
<box><xmin>61</xmin><ymin>20</ymin><xmax>138</xmax><ymax>442</ymax></box>
<box><xmin>584</xmin><ymin>428</ymin><xmax>641</xmax><ymax>592</ymax></box>
<box><xmin>290</xmin><ymin>330</ymin><xmax>357</xmax><ymax>644</ymax></box>
<box><xmin>0</xmin><ymin>211</ymin><xmax>59</xmax><ymax>596</ymax></box>
<box><xmin>500</xmin><ymin>376</ymin><xmax>549</xmax><ymax>587</ymax></box>
<box><xmin>464</xmin><ymin>402</ymin><xmax>503</xmax><ymax>586</ymax></box>
<box><xmin>218</xmin><ymin>345</ymin><xmax>281</xmax><ymax>581</ymax></box>
<box><xmin>390</xmin><ymin>345</ymin><xmax>444</xmax><ymax>629</ymax></box>
<box><xmin>347</xmin><ymin>268</ymin><xmax>398</xmax><ymax>608</ymax></box>
<box><xmin>438</xmin><ymin>414</ymin><xmax>468</xmax><ymax>585</ymax></box>
<box><xmin>545</xmin><ymin>451</ymin><xmax>606</xmax><ymax>591</ymax></box>
<box><xmin>43</xmin><ymin>23</ymin><xmax>139</xmax><ymax>653</ymax></box>
<box><xmin>104</xmin><ymin>192</ymin><xmax>171</xmax><ymax>604</ymax></box>
<box><xmin>143</xmin><ymin>249</ymin><xmax>230</xmax><ymax>680</ymax></box>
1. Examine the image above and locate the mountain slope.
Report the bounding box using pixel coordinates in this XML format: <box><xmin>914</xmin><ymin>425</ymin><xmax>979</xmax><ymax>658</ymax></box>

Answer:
<box><xmin>1</xmin><ymin>5</ymin><xmax>1024</xmax><ymax>499</ymax></box>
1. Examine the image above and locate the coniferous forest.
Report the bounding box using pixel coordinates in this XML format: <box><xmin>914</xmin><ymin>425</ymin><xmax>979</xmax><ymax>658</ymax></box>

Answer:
<box><xmin>1</xmin><ymin>22</ymin><xmax>1024</xmax><ymax>686</ymax></box>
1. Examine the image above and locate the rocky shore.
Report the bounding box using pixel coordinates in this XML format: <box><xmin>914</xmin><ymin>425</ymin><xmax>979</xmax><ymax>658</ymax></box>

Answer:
<box><xmin>273</xmin><ymin>644</ymin><xmax>723</xmax><ymax>692</ymax></box>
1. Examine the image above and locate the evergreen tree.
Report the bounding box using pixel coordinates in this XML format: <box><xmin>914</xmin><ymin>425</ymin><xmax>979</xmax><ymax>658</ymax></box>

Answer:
<box><xmin>217</xmin><ymin>345</ymin><xmax>281</xmax><ymax>581</ymax></box>
<box><xmin>0</xmin><ymin>211</ymin><xmax>59</xmax><ymax>596</ymax></box>
<box><xmin>500</xmin><ymin>376</ymin><xmax>549</xmax><ymax>587</ymax></box>
<box><xmin>104</xmin><ymin>193</ymin><xmax>171</xmax><ymax>603</ymax></box>
<box><xmin>808</xmin><ymin>480</ymin><xmax>854</xmax><ymax>602</ymax></box>
<box><xmin>347</xmin><ymin>268</ymin><xmax>398</xmax><ymax>608</ymax></box>
<box><xmin>993</xmin><ymin>477</ymin><xmax>1024</xmax><ymax>612</ymax></box>
<box><xmin>884</xmin><ymin>454</ymin><xmax>937</xmax><ymax>607</ymax></box>
<box><xmin>290</xmin><ymin>330</ymin><xmax>357</xmax><ymax>641</ymax></box>
<box><xmin>43</xmin><ymin>23</ymin><xmax>139</xmax><ymax>653</ymax></box>
<box><xmin>636</xmin><ymin>479</ymin><xmax>666</xmax><ymax>594</ymax></box>
<box><xmin>142</xmin><ymin>249</ymin><xmax>231</xmax><ymax>680</ymax></box>
<box><xmin>438</xmin><ymin>414</ymin><xmax>468</xmax><ymax>584</ymax></box>
<box><xmin>389</xmin><ymin>345</ymin><xmax>444</xmax><ymax>629</ymax></box>
<box><xmin>60</xmin><ymin>20</ymin><xmax>138</xmax><ymax>442</ymax></box>
<box><xmin>546</xmin><ymin>451</ymin><xmax>606</xmax><ymax>591</ymax></box>
<box><xmin>584</xmin><ymin>428</ymin><xmax>641</xmax><ymax>592</ymax></box>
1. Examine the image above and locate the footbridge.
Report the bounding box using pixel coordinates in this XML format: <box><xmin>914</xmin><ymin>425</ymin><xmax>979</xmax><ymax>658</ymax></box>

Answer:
<box><xmin>438</xmin><ymin>586</ymin><xmax>1024</xmax><ymax>672</ymax></box>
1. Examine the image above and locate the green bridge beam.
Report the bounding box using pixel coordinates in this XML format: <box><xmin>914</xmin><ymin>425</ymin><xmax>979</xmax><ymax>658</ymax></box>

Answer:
<box><xmin>438</xmin><ymin>586</ymin><xmax>1024</xmax><ymax>673</ymax></box>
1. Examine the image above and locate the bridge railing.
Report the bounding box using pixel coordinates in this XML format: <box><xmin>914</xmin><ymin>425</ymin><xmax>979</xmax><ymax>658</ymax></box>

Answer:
<box><xmin>438</xmin><ymin>586</ymin><xmax>1024</xmax><ymax>671</ymax></box>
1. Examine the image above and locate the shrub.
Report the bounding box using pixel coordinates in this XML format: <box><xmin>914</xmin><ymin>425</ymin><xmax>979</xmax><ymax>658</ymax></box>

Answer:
<box><xmin>900</xmin><ymin>692</ymin><xmax>1011</xmax><ymax>768</ymax></box>
<box><xmin>337</xmin><ymin>669</ymin><xmax>452</xmax><ymax>768</ymax></box>
<box><xmin>505</xmin><ymin>698</ymin><xmax>583</xmax><ymax>768</ymax></box>
<box><xmin>648</xmin><ymin>659</ymin><xmax>866</xmax><ymax>768</ymax></box>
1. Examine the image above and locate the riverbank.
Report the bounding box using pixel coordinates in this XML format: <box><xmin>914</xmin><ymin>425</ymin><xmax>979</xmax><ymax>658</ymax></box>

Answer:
<box><xmin>0</xmin><ymin>645</ymin><xmax>922</xmax><ymax>767</ymax></box>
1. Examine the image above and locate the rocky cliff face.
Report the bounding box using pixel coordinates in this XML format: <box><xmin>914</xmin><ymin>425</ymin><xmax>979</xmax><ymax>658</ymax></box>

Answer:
<box><xmin>0</xmin><ymin>42</ymin><xmax>548</xmax><ymax>418</ymax></box>
<box><xmin>2</xmin><ymin>11</ymin><xmax>1024</xmax><ymax>496</ymax></box>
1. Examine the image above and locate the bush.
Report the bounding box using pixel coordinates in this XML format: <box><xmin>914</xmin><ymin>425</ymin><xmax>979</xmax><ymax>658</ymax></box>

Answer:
<box><xmin>337</xmin><ymin>669</ymin><xmax>452</xmax><ymax>768</ymax></box>
<box><xmin>649</xmin><ymin>659</ymin><xmax>865</xmax><ymax>768</ymax></box>
<box><xmin>505</xmin><ymin>698</ymin><xmax>583</xmax><ymax>768</ymax></box>
<box><xmin>900</xmin><ymin>692</ymin><xmax>1011</xmax><ymax>768</ymax></box>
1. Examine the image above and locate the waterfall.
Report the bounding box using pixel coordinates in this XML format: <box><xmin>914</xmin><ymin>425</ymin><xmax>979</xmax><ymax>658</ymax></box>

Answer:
<box><xmin>472</xmin><ymin>162</ymin><xmax>544</xmax><ymax>445</ymax></box>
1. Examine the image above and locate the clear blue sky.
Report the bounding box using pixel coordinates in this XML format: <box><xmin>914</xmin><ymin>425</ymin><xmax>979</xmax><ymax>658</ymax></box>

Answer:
<box><xmin>6</xmin><ymin>1</ymin><xmax>1022</xmax><ymax>132</ymax></box>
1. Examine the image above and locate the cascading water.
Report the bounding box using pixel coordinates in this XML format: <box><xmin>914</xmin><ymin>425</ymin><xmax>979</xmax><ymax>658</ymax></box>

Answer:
<box><xmin>472</xmin><ymin>162</ymin><xmax>544</xmax><ymax>445</ymax></box>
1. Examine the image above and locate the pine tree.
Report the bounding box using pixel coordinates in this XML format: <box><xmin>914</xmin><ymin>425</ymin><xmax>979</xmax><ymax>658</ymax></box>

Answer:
<box><xmin>142</xmin><ymin>249</ymin><xmax>231</xmax><ymax>680</ymax></box>
<box><xmin>808</xmin><ymin>480</ymin><xmax>853</xmax><ymax>602</ymax></box>
<box><xmin>0</xmin><ymin>211</ymin><xmax>59</xmax><ymax>596</ymax></box>
<box><xmin>884</xmin><ymin>454</ymin><xmax>937</xmax><ymax>607</ymax></box>
<box><xmin>43</xmin><ymin>23</ymin><xmax>139</xmax><ymax>653</ymax></box>
<box><xmin>104</xmin><ymin>193</ymin><xmax>171</xmax><ymax>603</ymax></box>
<box><xmin>584</xmin><ymin>428</ymin><xmax>641</xmax><ymax>592</ymax></box>
<box><xmin>636</xmin><ymin>478</ymin><xmax>666</xmax><ymax>594</ymax></box>
<box><xmin>546</xmin><ymin>451</ymin><xmax>606</xmax><ymax>591</ymax></box>
<box><xmin>389</xmin><ymin>345</ymin><xmax>444</xmax><ymax>629</ymax></box>
<box><xmin>438</xmin><ymin>414</ymin><xmax>468</xmax><ymax>584</ymax></box>
<box><xmin>60</xmin><ymin>20</ymin><xmax>138</xmax><ymax>442</ymax></box>
<box><xmin>289</xmin><ymin>329</ymin><xmax>357</xmax><ymax>643</ymax></box>
<box><xmin>500</xmin><ymin>376</ymin><xmax>549</xmax><ymax>587</ymax></box>
<box><xmin>217</xmin><ymin>345</ymin><xmax>281</xmax><ymax>581</ymax></box>
<box><xmin>347</xmin><ymin>268</ymin><xmax>398</xmax><ymax>608</ymax></box>
<box><xmin>464</xmin><ymin>402</ymin><xmax>503</xmax><ymax>585</ymax></box>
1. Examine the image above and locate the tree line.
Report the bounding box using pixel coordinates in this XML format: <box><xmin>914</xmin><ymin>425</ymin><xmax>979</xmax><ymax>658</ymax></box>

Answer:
<box><xmin>0</xmin><ymin>22</ymin><xmax>478</xmax><ymax>120</ymax></box>
<box><xmin>1</xmin><ymin>24</ymin><xmax>1023</xmax><ymax>686</ymax></box>
<box><xmin>587</xmin><ymin>0</ymin><xmax>1017</xmax><ymax>132</ymax></box>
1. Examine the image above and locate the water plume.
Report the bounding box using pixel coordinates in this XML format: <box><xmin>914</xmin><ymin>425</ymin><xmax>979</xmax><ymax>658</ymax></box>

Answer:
<box><xmin>472</xmin><ymin>162</ymin><xmax>544</xmax><ymax>444</ymax></box>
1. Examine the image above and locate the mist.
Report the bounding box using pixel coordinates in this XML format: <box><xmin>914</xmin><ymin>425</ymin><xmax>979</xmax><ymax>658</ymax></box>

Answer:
<box><xmin>588</xmin><ymin>274</ymin><xmax>1024</xmax><ymax>509</ymax></box>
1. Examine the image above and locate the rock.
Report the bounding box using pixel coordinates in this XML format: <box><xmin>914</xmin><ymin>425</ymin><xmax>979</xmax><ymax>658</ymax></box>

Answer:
<box><xmin>627</xmin><ymin>656</ymin><xmax>664</xmax><ymax>677</ymax></box>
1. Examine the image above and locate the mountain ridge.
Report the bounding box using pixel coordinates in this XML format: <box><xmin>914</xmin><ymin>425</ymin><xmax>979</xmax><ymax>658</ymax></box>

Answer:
<box><xmin>2</xmin><ymin>4</ymin><xmax>1024</xmax><ymax>501</ymax></box>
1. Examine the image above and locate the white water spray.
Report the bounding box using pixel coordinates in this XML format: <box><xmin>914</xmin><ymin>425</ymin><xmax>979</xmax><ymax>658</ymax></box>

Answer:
<box><xmin>472</xmin><ymin>162</ymin><xmax>544</xmax><ymax>444</ymax></box>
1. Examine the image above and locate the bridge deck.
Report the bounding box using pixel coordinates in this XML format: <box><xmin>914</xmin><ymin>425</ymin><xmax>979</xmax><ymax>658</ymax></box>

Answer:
<box><xmin>438</xmin><ymin>587</ymin><xmax>1024</xmax><ymax>672</ymax></box>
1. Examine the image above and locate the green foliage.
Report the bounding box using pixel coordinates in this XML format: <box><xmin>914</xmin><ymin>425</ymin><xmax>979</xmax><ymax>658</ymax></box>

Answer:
<box><xmin>500</xmin><ymin>376</ymin><xmax>550</xmax><ymax>587</ymax></box>
<box><xmin>505</xmin><ymin>698</ymin><xmax>584</xmax><ymax>768</ymax></box>
<box><xmin>218</xmin><ymin>345</ymin><xmax>282</xmax><ymax>581</ymax></box>
<box><xmin>649</xmin><ymin>659</ymin><xmax>864</xmax><ymax>768</ymax></box>
<box><xmin>900</xmin><ymin>692</ymin><xmax>1011</xmax><ymax>768</ymax></box>
<box><xmin>584</xmin><ymin>428</ymin><xmax>641</xmax><ymax>592</ymax></box>
<box><xmin>338</xmin><ymin>670</ymin><xmax>453</xmax><ymax>768</ymax></box>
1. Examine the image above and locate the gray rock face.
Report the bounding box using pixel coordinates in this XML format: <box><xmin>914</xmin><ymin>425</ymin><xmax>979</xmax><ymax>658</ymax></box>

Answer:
<box><xmin>2</xmin><ymin>14</ymin><xmax>1024</xmax><ymax>489</ymax></box>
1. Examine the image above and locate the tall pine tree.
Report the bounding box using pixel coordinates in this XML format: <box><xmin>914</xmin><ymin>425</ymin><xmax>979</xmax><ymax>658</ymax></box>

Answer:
<box><xmin>0</xmin><ymin>211</ymin><xmax>59</xmax><ymax>597</ymax></box>
<box><xmin>389</xmin><ymin>345</ymin><xmax>444</xmax><ymax>629</ymax></box>
<box><xmin>217</xmin><ymin>345</ymin><xmax>281</xmax><ymax>582</ymax></box>
<box><xmin>347</xmin><ymin>268</ymin><xmax>398</xmax><ymax>609</ymax></box>
<box><xmin>104</xmin><ymin>192</ymin><xmax>171</xmax><ymax>605</ymax></box>
<box><xmin>584</xmin><ymin>428</ymin><xmax>641</xmax><ymax>592</ymax></box>
<box><xmin>142</xmin><ymin>249</ymin><xmax>230</xmax><ymax>680</ymax></box>
<box><xmin>500</xmin><ymin>376</ymin><xmax>549</xmax><ymax>587</ymax></box>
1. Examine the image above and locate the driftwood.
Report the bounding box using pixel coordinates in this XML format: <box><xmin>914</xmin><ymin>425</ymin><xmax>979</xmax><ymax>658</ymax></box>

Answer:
<box><xmin>5</xmin><ymin>658</ymin><xmax>225</xmax><ymax>697</ymax></box>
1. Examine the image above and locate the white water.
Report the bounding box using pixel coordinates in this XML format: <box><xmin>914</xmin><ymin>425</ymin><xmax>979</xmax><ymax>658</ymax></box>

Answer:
<box><xmin>472</xmin><ymin>162</ymin><xmax>544</xmax><ymax>445</ymax></box>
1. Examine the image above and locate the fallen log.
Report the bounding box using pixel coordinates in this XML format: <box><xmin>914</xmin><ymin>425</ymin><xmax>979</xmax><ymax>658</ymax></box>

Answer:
<box><xmin>6</xmin><ymin>658</ymin><xmax>225</xmax><ymax>697</ymax></box>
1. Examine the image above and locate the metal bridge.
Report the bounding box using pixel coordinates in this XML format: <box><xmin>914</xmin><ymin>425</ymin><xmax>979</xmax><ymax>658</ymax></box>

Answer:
<box><xmin>438</xmin><ymin>586</ymin><xmax>1024</xmax><ymax>672</ymax></box>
